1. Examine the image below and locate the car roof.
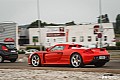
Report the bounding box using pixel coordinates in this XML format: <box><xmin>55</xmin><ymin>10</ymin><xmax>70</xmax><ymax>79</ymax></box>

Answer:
<box><xmin>55</xmin><ymin>43</ymin><xmax>81</xmax><ymax>46</ymax></box>
<box><xmin>0</xmin><ymin>42</ymin><xmax>4</xmax><ymax>44</ymax></box>
<box><xmin>28</xmin><ymin>49</ymin><xmax>37</xmax><ymax>50</ymax></box>
<box><xmin>0</xmin><ymin>42</ymin><xmax>14</xmax><ymax>45</ymax></box>
<box><xmin>0</xmin><ymin>43</ymin><xmax>5</xmax><ymax>45</ymax></box>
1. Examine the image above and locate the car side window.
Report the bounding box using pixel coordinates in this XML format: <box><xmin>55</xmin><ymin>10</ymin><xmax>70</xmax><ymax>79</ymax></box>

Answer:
<box><xmin>51</xmin><ymin>46</ymin><xmax>64</xmax><ymax>51</ymax></box>
<box><xmin>68</xmin><ymin>45</ymin><xmax>77</xmax><ymax>49</ymax></box>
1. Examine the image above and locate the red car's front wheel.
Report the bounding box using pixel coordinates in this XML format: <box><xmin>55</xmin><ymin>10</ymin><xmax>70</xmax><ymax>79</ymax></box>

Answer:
<box><xmin>31</xmin><ymin>54</ymin><xmax>41</xmax><ymax>67</ymax></box>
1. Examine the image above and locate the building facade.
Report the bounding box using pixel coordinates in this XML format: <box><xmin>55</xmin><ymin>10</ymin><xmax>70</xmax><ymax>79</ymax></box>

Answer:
<box><xmin>0</xmin><ymin>22</ymin><xmax>18</xmax><ymax>49</ymax></box>
<box><xmin>29</xmin><ymin>28</ymin><xmax>46</xmax><ymax>46</ymax></box>
<box><xmin>18</xmin><ymin>25</ymin><xmax>29</xmax><ymax>46</ymax></box>
<box><xmin>66</xmin><ymin>23</ymin><xmax>115</xmax><ymax>47</ymax></box>
<box><xmin>28</xmin><ymin>23</ymin><xmax>115</xmax><ymax>48</ymax></box>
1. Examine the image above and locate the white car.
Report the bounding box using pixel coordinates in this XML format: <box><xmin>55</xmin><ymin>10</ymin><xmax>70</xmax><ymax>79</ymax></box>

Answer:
<box><xmin>25</xmin><ymin>49</ymin><xmax>39</xmax><ymax>55</ymax></box>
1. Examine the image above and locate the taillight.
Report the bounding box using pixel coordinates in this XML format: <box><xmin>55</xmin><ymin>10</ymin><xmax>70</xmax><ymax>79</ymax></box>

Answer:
<box><xmin>2</xmin><ymin>46</ymin><xmax>8</xmax><ymax>51</ymax></box>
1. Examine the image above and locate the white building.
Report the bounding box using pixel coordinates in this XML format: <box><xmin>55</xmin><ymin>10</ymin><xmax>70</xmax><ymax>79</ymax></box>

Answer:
<box><xmin>0</xmin><ymin>22</ymin><xmax>19</xmax><ymax>49</ymax></box>
<box><xmin>66</xmin><ymin>23</ymin><xmax>115</xmax><ymax>47</ymax></box>
<box><xmin>45</xmin><ymin>26</ymin><xmax>66</xmax><ymax>47</ymax></box>
<box><xmin>28</xmin><ymin>23</ymin><xmax>115</xmax><ymax>48</ymax></box>
<box><xmin>29</xmin><ymin>28</ymin><xmax>46</xmax><ymax>46</ymax></box>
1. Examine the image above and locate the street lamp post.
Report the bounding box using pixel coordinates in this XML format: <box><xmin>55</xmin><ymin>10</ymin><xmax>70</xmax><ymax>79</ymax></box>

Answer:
<box><xmin>37</xmin><ymin>0</ymin><xmax>42</xmax><ymax>51</ymax></box>
<box><xmin>99</xmin><ymin>0</ymin><xmax>103</xmax><ymax>48</ymax></box>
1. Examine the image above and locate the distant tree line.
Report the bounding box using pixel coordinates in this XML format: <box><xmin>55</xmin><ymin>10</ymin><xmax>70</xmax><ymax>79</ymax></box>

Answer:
<box><xmin>28</xmin><ymin>20</ymin><xmax>76</xmax><ymax>29</ymax></box>
<box><xmin>97</xmin><ymin>14</ymin><xmax>120</xmax><ymax>34</ymax></box>
<box><xmin>27</xmin><ymin>14</ymin><xmax>120</xmax><ymax>35</ymax></box>
<box><xmin>115</xmin><ymin>14</ymin><xmax>120</xmax><ymax>34</ymax></box>
<box><xmin>98</xmin><ymin>14</ymin><xmax>109</xmax><ymax>23</ymax></box>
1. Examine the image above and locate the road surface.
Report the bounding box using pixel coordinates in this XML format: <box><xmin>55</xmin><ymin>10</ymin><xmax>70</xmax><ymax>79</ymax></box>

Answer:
<box><xmin>0</xmin><ymin>53</ymin><xmax>120</xmax><ymax>74</ymax></box>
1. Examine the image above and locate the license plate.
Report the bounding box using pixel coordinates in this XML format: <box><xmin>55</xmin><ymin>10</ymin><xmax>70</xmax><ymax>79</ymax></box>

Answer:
<box><xmin>11</xmin><ymin>50</ymin><xmax>16</xmax><ymax>52</ymax></box>
<box><xmin>99</xmin><ymin>56</ymin><xmax>105</xmax><ymax>59</ymax></box>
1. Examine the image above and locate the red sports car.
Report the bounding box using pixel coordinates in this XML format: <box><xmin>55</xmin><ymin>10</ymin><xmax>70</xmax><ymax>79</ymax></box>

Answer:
<box><xmin>28</xmin><ymin>44</ymin><xmax>110</xmax><ymax>68</ymax></box>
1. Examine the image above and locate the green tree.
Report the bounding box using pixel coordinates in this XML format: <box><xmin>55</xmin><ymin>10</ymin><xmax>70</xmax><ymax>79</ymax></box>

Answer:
<box><xmin>98</xmin><ymin>14</ymin><xmax>109</xmax><ymax>23</ymax></box>
<box><xmin>28</xmin><ymin>20</ymin><xmax>44</xmax><ymax>28</ymax></box>
<box><xmin>114</xmin><ymin>14</ymin><xmax>120</xmax><ymax>34</ymax></box>
<box><xmin>28</xmin><ymin>20</ymin><xmax>60</xmax><ymax>29</ymax></box>
<box><xmin>65</xmin><ymin>21</ymin><xmax>76</xmax><ymax>26</ymax></box>
<box><xmin>116</xmin><ymin>14</ymin><xmax>120</xmax><ymax>29</ymax></box>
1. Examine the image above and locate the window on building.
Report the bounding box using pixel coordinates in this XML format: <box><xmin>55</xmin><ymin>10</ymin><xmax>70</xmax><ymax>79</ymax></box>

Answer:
<box><xmin>53</xmin><ymin>39</ymin><xmax>56</xmax><ymax>42</ymax></box>
<box><xmin>72</xmin><ymin>37</ymin><xmax>76</xmax><ymax>42</ymax></box>
<box><xmin>96</xmin><ymin>36</ymin><xmax>98</xmax><ymax>41</ymax></box>
<box><xmin>80</xmin><ymin>36</ymin><xmax>84</xmax><ymax>42</ymax></box>
<box><xmin>32</xmin><ymin>36</ymin><xmax>38</xmax><ymax>42</ymax></box>
<box><xmin>88</xmin><ymin>36</ymin><xmax>92</xmax><ymax>42</ymax></box>
<box><xmin>47</xmin><ymin>39</ymin><xmax>49</xmax><ymax>42</ymax></box>
<box><xmin>104</xmin><ymin>36</ymin><xmax>107</xmax><ymax>41</ymax></box>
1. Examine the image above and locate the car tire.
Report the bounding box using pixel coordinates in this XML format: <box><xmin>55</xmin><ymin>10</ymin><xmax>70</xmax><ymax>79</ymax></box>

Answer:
<box><xmin>0</xmin><ymin>55</ymin><xmax>4</xmax><ymax>63</ymax></box>
<box><xmin>31</xmin><ymin>54</ymin><xmax>41</xmax><ymax>67</ymax></box>
<box><xmin>94</xmin><ymin>63</ymin><xmax>105</xmax><ymax>67</ymax></box>
<box><xmin>10</xmin><ymin>59</ymin><xmax>17</xmax><ymax>63</ymax></box>
<box><xmin>70</xmin><ymin>53</ymin><xmax>84</xmax><ymax>68</ymax></box>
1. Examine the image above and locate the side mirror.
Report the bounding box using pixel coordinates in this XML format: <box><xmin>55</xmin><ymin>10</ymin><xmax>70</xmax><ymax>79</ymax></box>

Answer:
<box><xmin>46</xmin><ymin>48</ymin><xmax>50</xmax><ymax>52</ymax></box>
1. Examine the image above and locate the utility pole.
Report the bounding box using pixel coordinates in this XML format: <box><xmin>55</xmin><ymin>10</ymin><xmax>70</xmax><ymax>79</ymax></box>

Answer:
<box><xmin>37</xmin><ymin>0</ymin><xmax>42</xmax><ymax>51</ymax></box>
<box><xmin>99</xmin><ymin>0</ymin><xmax>103</xmax><ymax>48</ymax></box>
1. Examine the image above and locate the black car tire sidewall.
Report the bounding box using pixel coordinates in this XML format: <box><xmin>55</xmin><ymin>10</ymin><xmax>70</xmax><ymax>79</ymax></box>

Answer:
<box><xmin>10</xmin><ymin>59</ymin><xmax>17</xmax><ymax>63</ymax></box>
<box><xmin>0</xmin><ymin>55</ymin><xmax>4</xmax><ymax>63</ymax></box>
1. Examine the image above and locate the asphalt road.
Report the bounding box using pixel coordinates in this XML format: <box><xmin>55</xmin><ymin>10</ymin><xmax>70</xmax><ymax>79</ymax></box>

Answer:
<box><xmin>0</xmin><ymin>53</ymin><xmax>120</xmax><ymax>73</ymax></box>
<box><xmin>0</xmin><ymin>60</ymin><xmax>120</xmax><ymax>74</ymax></box>
<box><xmin>0</xmin><ymin>54</ymin><xmax>119</xmax><ymax>68</ymax></box>
<box><xmin>0</xmin><ymin>59</ymin><xmax>119</xmax><ymax>69</ymax></box>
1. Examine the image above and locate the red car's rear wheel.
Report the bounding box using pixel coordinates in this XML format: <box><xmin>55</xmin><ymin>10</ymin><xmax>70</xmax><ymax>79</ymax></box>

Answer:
<box><xmin>70</xmin><ymin>53</ymin><xmax>83</xmax><ymax>68</ymax></box>
<box><xmin>31</xmin><ymin>54</ymin><xmax>41</xmax><ymax>67</ymax></box>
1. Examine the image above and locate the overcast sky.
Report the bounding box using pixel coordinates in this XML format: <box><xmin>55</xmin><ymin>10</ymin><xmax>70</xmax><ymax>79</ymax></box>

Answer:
<box><xmin>0</xmin><ymin>0</ymin><xmax>119</xmax><ymax>25</ymax></box>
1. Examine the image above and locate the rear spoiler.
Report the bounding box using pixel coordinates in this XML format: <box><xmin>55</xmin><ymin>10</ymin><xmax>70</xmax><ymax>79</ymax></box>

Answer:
<box><xmin>91</xmin><ymin>48</ymin><xmax>106</xmax><ymax>51</ymax></box>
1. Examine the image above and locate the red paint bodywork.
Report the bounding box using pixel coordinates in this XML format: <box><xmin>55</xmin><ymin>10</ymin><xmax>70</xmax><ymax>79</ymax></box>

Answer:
<box><xmin>28</xmin><ymin>44</ymin><xmax>110</xmax><ymax>66</ymax></box>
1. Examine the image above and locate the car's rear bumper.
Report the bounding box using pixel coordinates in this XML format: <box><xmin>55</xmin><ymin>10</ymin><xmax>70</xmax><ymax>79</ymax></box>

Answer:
<box><xmin>3</xmin><ymin>53</ymin><xmax>18</xmax><ymax>60</ymax></box>
<box><xmin>89</xmin><ymin>56</ymin><xmax>110</xmax><ymax>64</ymax></box>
